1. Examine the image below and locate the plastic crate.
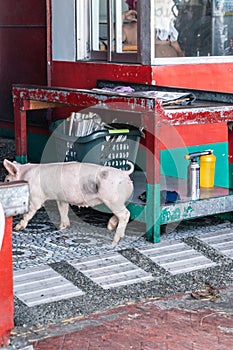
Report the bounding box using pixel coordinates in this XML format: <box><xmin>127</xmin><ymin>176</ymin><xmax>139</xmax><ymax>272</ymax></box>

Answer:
<box><xmin>54</xmin><ymin>123</ymin><xmax>144</xmax><ymax>170</ymax></box>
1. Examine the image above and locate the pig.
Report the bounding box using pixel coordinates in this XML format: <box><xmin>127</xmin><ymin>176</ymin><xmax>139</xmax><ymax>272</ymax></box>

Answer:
<box><xmin>3</xmin><ymin>159</ymin><xmax>134</xmax><ymax>244</ymax></box>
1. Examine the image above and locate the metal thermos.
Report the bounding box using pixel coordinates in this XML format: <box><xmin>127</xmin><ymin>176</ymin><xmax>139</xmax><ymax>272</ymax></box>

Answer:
<box><xmin>185</xmin><ymin>150</ymin><xmax>213</xmax><ymax>200</ymax></box>
<box><xmin>187</xmin><ymin>159</ymin><xmax>200</xmax><ymax>200</ymax></box>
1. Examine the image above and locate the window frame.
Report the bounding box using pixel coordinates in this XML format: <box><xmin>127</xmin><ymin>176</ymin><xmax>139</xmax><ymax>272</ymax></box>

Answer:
<box><xmin>84</xmin><ymin>0</ymin><xmax>233</xmax><ymax>65</ymax></box>
<box><xmin>89</xmin><ymin>0</ymin><xmax>152</xmax><ymax>64</ymax></box>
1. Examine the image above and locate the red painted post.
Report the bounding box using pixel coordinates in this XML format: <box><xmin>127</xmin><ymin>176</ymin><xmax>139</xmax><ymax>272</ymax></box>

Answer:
<box><xmin>0</xmin><ymin>217</ymin><xmax>14</xmax><ymax>348</ymax></box>
<box><xmin>13</xmin><ymin>93</ymin><xmax>28</xmax><ymax>164</ymax></box>
<box><xmin>145</xmin><ymin>101</ymin><xmax>161</xmax><ymax>243</ymax></box>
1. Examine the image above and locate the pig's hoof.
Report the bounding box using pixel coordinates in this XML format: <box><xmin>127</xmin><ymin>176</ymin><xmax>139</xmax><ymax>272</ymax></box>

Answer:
<box><xmin>112</xmin><ymin>236</ymin><xmax>120</xmax><ymax>245</ymax></box>
<box><xmin>111</xmin><ymin>241</ymin><xmax>118</xmax><ymax>249</ymax></box>
<box><xmin>112</xmin><ymin>231</ymin><xmax>125</xmax><ymax>245</ymax></box>
<box><xmin>14</xmin><ymin>223</ymin><xmax>25</xmax><ymax>231</ymax></box>
<box><xmin>59</xmin><ymin>223</ymin><xmax>70</xmax><ymax>230</ymax></box>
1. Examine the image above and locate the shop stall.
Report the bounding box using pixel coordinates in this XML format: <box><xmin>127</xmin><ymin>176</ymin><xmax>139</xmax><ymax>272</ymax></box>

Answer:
<box><xmin>12</xmin><ymin>83</ymin><xmax>233</xmax><ymax>242</ymax></box>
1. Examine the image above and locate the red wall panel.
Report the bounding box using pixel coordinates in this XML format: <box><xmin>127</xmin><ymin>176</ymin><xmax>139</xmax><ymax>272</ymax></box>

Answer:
<box><xmin>52</xmin><ymin>61</ymin><xmax>152</xmax><ymax>89</ymax></box>
<box><xmin>0</xmin><ymin>0</ymin><xmax>47</xmax><ymax>123</ymax></box>
<box><xmin>52</xmin><ymin>60</ymin><xmax>233</xmax><ymax>94</ymax></box>
<box><xmin>0</xmin><ymin>0</ymin><xmax>45</xmax><ymax>25</ymax></box>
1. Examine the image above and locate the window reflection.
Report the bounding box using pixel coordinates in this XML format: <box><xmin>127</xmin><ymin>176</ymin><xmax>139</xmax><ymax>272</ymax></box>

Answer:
<box><xmin>154</xmin><ymin>0</ymin><xmax>184</xmax><ymax>57</ymax></box>
<box><xmin>91</xmin><ymin>0</ymin><xmax>233</xmax><ymax>60</ymax></box>
<box><xmin>225</xmin><ymin>36</ymin><xmax>233</xmax><ymax>55</ymax></box>
<box><xmin>96</xmin><ymin>0</ymin><xmax>137</xmax><ymax>52</ymax></box>
<box><xmin>173</xmin><ymin>0</ymin><xmax>211</xmax><ymax>56</ymax></box>
<box><xmin>172</xmin><ymin>0</ymin><xmax>233</xmax><ymax>57</ymax></box>
<box><xmin>122</xmin><ymin>0</ymin><xmax>138</xmax><ymax>47</ymax></box>
<box><xmin>212</xmin><ymin>0</ymin><xmax>233</xmax><ymax>56</ymax></box>
<box><xmin>115</xmin><ymin>0</ymin><xmax>138</xmax><ymax>52</ymax></box>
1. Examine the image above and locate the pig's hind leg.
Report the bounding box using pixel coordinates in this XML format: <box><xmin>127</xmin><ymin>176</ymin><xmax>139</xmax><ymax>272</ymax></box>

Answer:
<box><xmin>57</xmin><ymin>201</ymin><xmax>70</xmax><ymax>229</ymax></box>
<box><xmin>105</xmin><ymin>203</ymin><xmax>130</xmax><ymax>244</ymax></box>
<box><xmin>112</xmin><ymin>207</ymin><xmax>130</xmax><ymax>244</ymax></box>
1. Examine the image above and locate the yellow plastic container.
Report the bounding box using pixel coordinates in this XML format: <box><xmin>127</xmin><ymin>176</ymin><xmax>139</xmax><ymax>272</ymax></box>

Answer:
<box><xmin>200</xmin><ymin>153</ymin><xmax>216</xmax><ymax>188</ymax></box>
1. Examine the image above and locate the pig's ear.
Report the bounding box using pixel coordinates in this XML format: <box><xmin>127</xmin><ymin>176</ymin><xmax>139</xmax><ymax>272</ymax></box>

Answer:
<box><xmin>3</xmin><ymin>159</ymin><xmax>19</xmax><ymax>176</ymax></box>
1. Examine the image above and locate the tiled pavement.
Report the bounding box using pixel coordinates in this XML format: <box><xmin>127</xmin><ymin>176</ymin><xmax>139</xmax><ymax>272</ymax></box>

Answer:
<box><xmin>9</xmin><ymin>217</ymin><xmax>233</xmax><ymax>350</ymax></box>
<box><xmin>13</xmin><ymin>239</ymin><xmax>217</xmax><ymax>308</ymax></box>
<box><xmin>13</xmin><ymin>225</ymin><xmax>233</xmax><ymax>309</ymax></box>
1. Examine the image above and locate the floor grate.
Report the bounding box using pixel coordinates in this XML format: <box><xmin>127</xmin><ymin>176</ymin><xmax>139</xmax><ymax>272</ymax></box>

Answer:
<box><xmin>69</xmin><ymin>253</ymin><xmax>153</xmax><ymax>289</ymax></box>
<box><xmin>137</xmin><ymin>240</ymin><xmax>216</xmax><ymax>275</ymax></box>
<box><xmin>198</xmin><ymin>230</ymin><xmax>233</xmax><ymax>259</ymax></box>
<box><xmin>14</xmin><ymin>265</ymin><xmax>85</xmax><ymax>307</ymax></box>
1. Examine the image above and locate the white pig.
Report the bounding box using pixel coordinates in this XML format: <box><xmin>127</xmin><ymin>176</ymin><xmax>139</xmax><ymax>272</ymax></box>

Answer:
<box><xmin>3</xmin><ymin>159</ymin><xmax>134</xmax><ymax>244</ymax></box>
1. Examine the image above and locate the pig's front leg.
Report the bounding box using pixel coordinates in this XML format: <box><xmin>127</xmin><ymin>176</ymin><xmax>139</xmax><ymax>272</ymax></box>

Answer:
<box><xmin>14</xmin><ymin>205</ymin><xmax>40</xmax><ymax>231</ymax></box>
<box><xmin>57</xmin><ymin>201</ymin><xmax>70</xmax><ymax>229</ymax></box>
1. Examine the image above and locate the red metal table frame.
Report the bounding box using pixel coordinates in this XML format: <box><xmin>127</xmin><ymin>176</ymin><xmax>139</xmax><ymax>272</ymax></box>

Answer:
<box><xmin>12</xmin><ymin>84</ymin><xmax>157</xmax><ymax>163</ymax></box>
<box><xmin>12</xmin><ymin>84</ymin><xmax>233</xmax><ymax>243</ymax></box>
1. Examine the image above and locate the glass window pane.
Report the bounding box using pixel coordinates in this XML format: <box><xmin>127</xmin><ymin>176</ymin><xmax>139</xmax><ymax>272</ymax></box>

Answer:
<box><xmin>90</xmin><ymin>0</ymin><xmax>138</xmax><ymax>55</ymax></box>
<box><xmin>121</xmin><ymin>0</ymin><xmax>138</xmax><ymax>50</ymax></box>
<box><xmin>154</xmin><ymin>0</ymin><xmax>184</xmax><ymax>57</ymax></box>
<box><xmin>89</xmin><ymin>0</ymin><xmax>233</xmax><ymax>62</ymax></box>
<box><xmin>174</xmin><ymin>0</ymin><xmax>212</xmax><ymax>57</ymax></box>
<box><xmin>213</xmin><ymin>1</ymin><xmax>233</xmax><ymax>56</ymax></box>
<box><xmin>152</xmin><ymin>0</ymin><xmax>233</xmax><ymax>59</ymax></box>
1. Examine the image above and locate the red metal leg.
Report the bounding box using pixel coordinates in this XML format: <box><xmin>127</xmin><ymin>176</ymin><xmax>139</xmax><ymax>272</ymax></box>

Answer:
<box><xmin>0</xmin><ymin>217</ymin><xmax>14</xmax><ymax>347</ymax></box>
<box><xmin>145</xmin><ymin>109</ymin><xmax>161</xmax><ymax>243</ymax></box>
<box><xmin>14</xmin><ymin>98</ymin><xmax>28</xmax><ymax>163</ymax></box>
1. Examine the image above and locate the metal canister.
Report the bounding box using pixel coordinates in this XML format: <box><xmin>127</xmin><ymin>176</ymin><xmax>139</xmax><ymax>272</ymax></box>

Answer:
<box><xmin>200</xmin><ymin>151</ymin><xmax>216</xmax><ymax>188</ymax></box>
<box><xmin>185</xmin><ymin>150</ymin><xmax>213</xmax><ymax>200</ymax></box>
<box><xmin>187</xmin><ymin>159</ymin><xmax>200</xmax><ymax>200</ymax></box>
